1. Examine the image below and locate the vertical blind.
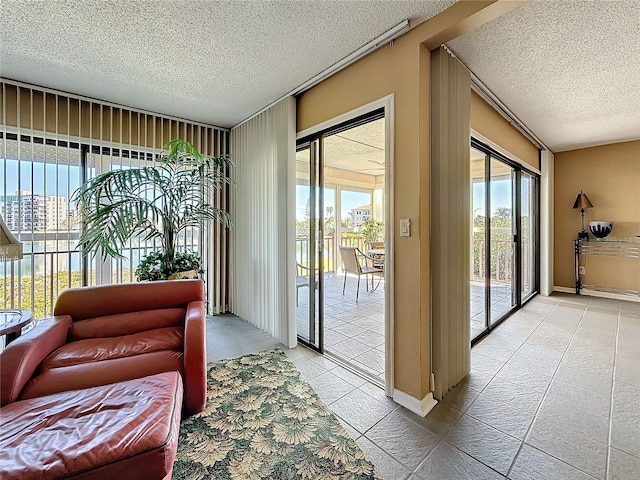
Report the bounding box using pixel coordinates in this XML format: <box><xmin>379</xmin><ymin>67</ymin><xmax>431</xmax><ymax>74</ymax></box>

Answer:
<box><xmin>0</xmin><ymin>79</ymin><xmax>230</xmax><ymax>316</ymax></box>
<box><xmin>430</xmin><ymin>47</ymin><xmax>471</xmax><ymax>400</ymax></box>
<box><xmin>230</xmin><ymin>97</ymin><xmax>296</xmax><ymax>347</ymax></box>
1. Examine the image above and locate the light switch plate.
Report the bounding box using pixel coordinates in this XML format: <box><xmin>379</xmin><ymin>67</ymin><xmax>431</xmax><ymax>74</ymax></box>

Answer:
<box><xmin>400</xmin><ymin>218</ymin><xmax>411</xmax><ymax>237</ymax></box>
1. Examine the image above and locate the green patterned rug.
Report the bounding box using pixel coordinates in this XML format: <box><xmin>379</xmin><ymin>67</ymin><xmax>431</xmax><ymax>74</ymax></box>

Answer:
<box><xmin>174</xmin><ymin>349</ymin><xmax>382</xmax><ymax>480</ymax></box>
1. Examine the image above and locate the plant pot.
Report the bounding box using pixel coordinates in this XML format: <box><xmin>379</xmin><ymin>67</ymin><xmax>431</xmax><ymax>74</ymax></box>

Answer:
<box><xmin>168</xmin><ymin>270</ymin><xmax>198</xmax><ymax>280</ymax></box>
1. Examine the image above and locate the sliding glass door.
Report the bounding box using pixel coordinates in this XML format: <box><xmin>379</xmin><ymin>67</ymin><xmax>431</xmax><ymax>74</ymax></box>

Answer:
<box><xmin>471</xmin><ymin>148</ymin><xmax>487</xmax><ymax>339</ymax></box>
<box><xmin>521</xmin><ymin>172</ymin><xmax>536</xmax><ymax>300</ymax></box>
<box><xmin>470</xmin><ymin>139</ymin><xmax>539</xmax><ymax>343</ymax></box>
<box><xmin>489</xmin><ymin>159</ymin><xmax>516</xmax><ymax>325</ymax></box>
<box><xmin>295</xmin><ymin>110</ymin><xmax>387</xmax><ymax>386</ymax></box>
<box><xmin>295</xmin><ymin>142</ymin><xmax>322</xmax><ymax>350</ymax></box>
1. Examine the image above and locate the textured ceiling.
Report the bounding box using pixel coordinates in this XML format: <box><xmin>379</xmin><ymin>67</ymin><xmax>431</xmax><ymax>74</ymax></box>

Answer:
<box><xmin>448</xmin><ymin>0</ymin><xmax>640</xmax><ymax>152</ymax></box>
<box><xmin>325</xmin><ymin>119</ymin><xmax>385</xmax><ymax>176</ymax></box>
<box><xmin>3</xmin><ymin>1</ymin><xmax>637</xmax><ymax>152</ymax></box>
<box><xmin>0</xmin><ymin>0</ymin><xmax>454</xmax><ymax>129</ymax></box>
<box><xmin>295</xmin><ymin>119</ymin><xmax>385</xmax><ymax>177</ymax></box>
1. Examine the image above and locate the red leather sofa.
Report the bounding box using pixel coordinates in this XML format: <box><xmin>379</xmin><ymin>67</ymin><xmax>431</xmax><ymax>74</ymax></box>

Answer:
<box><xmin>0</xmin><ymin>279</ymin><xmax>207</xmax><ymax>479</ymax></box>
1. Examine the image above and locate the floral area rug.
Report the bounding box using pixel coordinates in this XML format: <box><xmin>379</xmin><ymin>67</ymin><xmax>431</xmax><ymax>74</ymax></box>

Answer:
<box><xmin>173</xmin><ymin>348</ymin><xmax>382</xmax><ymax>480</ymax></box>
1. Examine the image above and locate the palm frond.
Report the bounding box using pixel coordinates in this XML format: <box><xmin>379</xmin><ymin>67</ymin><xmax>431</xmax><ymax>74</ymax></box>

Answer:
<box><xmin>74</xmin><ymin>139</ymin><xmax>234</xmax><ymax>263</ymax></box>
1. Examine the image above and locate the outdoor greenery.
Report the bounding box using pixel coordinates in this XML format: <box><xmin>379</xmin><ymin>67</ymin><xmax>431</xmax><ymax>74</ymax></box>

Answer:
<box><xmin>295</xmin><ymin>206</ymin><xmax>354</xmax><ymax>233</ymax></box>
<box><xmin>360</xmin><ymin>218</ymin><xmax>384</xmax><ymax>247</ymax></box>
<box><xmin>1</xmin><ymin>269</ymin><xmax>140</xmax><ymax>319</ymax></box>
<box><xmin>1</xmin><ymin>272</ymin><xmax>77</xmax><ymax>319</ymax></box>
<box><xmin>472</xmin><ymin>208</ymin><xmax>518</xmax><ymax>281</ymax></box>
<box><xmin>74</xmin><ymin>139</ymin><xmax>233</xmax><ymax>279</ymax></box>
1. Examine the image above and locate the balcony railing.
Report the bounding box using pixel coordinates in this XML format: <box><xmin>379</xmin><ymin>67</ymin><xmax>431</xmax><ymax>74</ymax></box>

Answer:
<box><xmin>5</xmin><ymin>230</ymin><xmax>528</xmax><ymax>318</ymax></box>
<box><xmin>296</xmin><ymin>233</ymin><xmax>370</xmax><ymax>273</ymax></box>
<box><xmin>472</xmin><ymin>232</ymin><xmax>531</xmax><ymax>287</ymax></box>
<box><xmin>1</xmin><ymin>232</ymin><xmax>198</xmax><ymax>318</ymax></box>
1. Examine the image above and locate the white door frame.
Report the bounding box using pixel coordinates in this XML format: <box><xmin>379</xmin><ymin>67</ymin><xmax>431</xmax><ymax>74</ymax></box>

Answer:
<box><xmin>297</xmin><ymin>94</ymin><xmax>396</xmax><ymax>396</ymax></box>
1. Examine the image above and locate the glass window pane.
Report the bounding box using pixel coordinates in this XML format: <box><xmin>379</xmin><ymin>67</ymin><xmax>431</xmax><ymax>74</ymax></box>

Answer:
<box><xmin>1</xmin><ymin>138</ymin><xmax>81</xmax><ymax>317</ymax></box>
<box><xmin>489</xmin><ymin>158</ymin><xmax>516</xmax><ymax>325</ymax></box>
<box><xmin>470</xmin><ymin>147</ymin><xmax>487</xmax><ymax>340</ymax></box>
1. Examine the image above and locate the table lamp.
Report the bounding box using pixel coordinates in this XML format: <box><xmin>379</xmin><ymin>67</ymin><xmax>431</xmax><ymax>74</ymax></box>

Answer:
<box><xmin>1</xmin><ymin>215</ymin><xmax>22</xmax><ymax>261</ymax></box>
<box><xmin>572</xmin><ymin>191</ymin><xmax>593</xmax><ymax>240</ymax></box>
<box><xmin>1</xmin><ymin>214</ymin><xmax>23</xmax><ymax>322</ymax></box>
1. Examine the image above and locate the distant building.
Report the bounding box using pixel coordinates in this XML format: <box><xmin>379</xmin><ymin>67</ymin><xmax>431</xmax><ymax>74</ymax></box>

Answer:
<box><xmin>350</xmin><ymin>205</ymin><xmax>371</xmax><ymax>232</ymax></box>
<box><xmin>3</xmin><ymin>191</ymin><xmax>68</xmax><ymax>231</ymax></box>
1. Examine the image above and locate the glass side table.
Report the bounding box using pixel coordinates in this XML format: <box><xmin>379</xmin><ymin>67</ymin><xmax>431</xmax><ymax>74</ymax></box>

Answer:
<box><xmin>0</xmin><ymin>310</ymin><xmax>34</xmax><ymax>345</ymax></box>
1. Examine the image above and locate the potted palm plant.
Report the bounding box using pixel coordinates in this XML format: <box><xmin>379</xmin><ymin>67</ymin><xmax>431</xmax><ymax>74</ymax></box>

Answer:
<box><xmin>74</xmin><ymin>139</ymin><xmax>233</xmax><ymax>281</ymax></box>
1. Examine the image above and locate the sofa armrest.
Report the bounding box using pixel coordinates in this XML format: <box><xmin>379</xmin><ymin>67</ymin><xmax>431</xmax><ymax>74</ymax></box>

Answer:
<box><xmin>183</xmin><ymin>300</ymin><xmax>206</xmax><ymax>415</ymax></box>
<box><xmin>0</xmin><ymin>315</ymin><xmax>71</xmax><ymax>406</ymax></box>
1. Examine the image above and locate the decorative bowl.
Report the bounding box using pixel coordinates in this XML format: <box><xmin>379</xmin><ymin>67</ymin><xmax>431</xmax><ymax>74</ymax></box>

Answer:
<box><xmin>589</xmin><ymin>221</ymin><xmax>613</xmax><ymax>239</ymax></box>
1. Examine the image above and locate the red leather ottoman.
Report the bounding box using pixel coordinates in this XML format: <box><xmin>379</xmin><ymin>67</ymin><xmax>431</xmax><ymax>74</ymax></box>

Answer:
<box><xmin>0</xmin><ymin>371</ymin><xmax>183</xmax><ymax>480</ymax></box>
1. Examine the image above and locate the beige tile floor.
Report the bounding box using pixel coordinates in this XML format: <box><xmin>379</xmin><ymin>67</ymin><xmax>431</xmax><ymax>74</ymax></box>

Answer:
<box><xmin>470</xmin><ymin>281</ymin><xmax>517</xmax><ymax>340</ymax></box>
<box><xmin>207</xmin><ymin>292</ymin><xmax>640</xmax><ymax>480</ymax></box>
<box><xmin>296</xmin><ymin>272</ymin><xmax>386</xmax><ymax>383</ymax></box>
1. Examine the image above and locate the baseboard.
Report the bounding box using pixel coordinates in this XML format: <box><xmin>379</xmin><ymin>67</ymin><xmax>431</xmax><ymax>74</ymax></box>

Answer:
<box><xmin>553</xmin><ymin>286</ymin><xmax>575</xmax><ymax>294</ymax></box>
<box><xmin>553</xmin><ymin>286</ymin><xmax>640</xmax><ymax>303</ymax></box>
<box><xmin>392</xmin><ymin>389</ymin><xmax>438</xmax><ymax>417</ymax></box>
<box><xmin>580</xmin><ymin>289</ymin><xmax>640</xmax><ymax>303</ymax></box>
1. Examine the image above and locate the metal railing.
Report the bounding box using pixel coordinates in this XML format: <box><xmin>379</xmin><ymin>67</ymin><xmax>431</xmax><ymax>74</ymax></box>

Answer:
<box><xmin>472</xmin><ymin>234</ymin><xmax>531</xmax><ymax>287</ymax></box>
<box><xmin>1</xmin><ymin>238</ymin><xmax>199</xmax><ymax>319</ymax></box>
<box><xmin>295</xmin><ymin>233</ymin><xmax>371</xmax><ymax>273</ymax></box>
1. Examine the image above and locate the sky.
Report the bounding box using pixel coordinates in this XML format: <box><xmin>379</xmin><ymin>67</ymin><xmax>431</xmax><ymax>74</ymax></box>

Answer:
<box><xmin>1</xmin><ymin>159</ymin><xmax>81</xmax><ymax>200</ymax></box>
<box><xmin>472</xmin><ymin>176</ymin><xmax>530</xmax><ymax>218</ymax></box>
<box><xmin>296</xmin><ymin>185</ymin><xmax>370</xmax><ymax>221</ymax></box>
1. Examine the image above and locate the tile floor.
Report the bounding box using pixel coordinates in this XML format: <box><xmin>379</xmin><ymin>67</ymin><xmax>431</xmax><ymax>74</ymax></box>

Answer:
<box><xmin>470</xmin><ymin>281</ymin><xmax>515</xmax><ymax>340</ymax></box>
<box><xmin>296</xmin><ymin>272</ymin><xmax>386</xmax><ymax>383</ymax></box>
<box><xmin>207</xmin><ymin>292</ymin><xmax>640</xmax><ymax>480</ymax></box>
<box><xmin>297</xmin><ymin>274</ymin><xmax>520</xmax><ymax>375</ymax></box>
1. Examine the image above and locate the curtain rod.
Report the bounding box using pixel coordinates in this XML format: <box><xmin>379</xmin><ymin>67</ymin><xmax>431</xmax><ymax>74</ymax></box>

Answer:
<box><xmin>234</xmin><ymin>20</ymin><xmax>410</xmax><ymax>129</ymax></box>
<box><xmin>442</xmin><ymin>45</ymin><xmax>549</xmax><ymax>152</ymax></box>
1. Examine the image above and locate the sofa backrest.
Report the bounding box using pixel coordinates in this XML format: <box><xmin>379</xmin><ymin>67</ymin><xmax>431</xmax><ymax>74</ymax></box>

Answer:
<box><xmin>68</xmin><ymin>308</ymin><xmax>186</xmax><ymax>341</ymax></box>
<box><xmin>54</xmin><ymin>279</ymin><xmax>205</xmax><ymax>321</ymax></box>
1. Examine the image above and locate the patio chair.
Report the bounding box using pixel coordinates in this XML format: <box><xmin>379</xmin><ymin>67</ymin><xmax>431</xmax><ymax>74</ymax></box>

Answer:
<box><xmin>338</xmin><ymin>246</ymin><xmax>383</xmax><ymax>301</ymax></box>
<box><xmin>367</xmin><ymin>241</ymin><xmax>385</xmax><ymax>270</ymax></box>
<box><xmin>296</xmin><ymin>263</ymin><xmax>310</xmax><ymax>306</ymax></box>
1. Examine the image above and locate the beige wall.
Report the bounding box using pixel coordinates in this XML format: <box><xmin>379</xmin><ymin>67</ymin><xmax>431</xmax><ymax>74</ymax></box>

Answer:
<box><xmin>554</xmin><ymin>140</ymin><xmax>640</xmax><ymax>292</ymax></box>
<box><xmin>470</xmin><ymin>90</ymin><xmax>539</xmax><ymax>170</ymax></box>
<box><xmin>299</xmin><ymin>22</ymin><xmax>430</xmax><ymax>400</ymax></box>
<box><xmin>297</xmin><ymin>1</ymin><xmax>516</xmax><ymax>399</ymax></box>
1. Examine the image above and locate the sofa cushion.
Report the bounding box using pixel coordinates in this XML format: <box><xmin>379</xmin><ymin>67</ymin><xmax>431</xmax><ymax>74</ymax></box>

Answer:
<box><xmin>0</xmin><ymin>371</ymin><xmax>183</xmax><ymax>480</ymax></box>
<box><xmin>68</xmin><ymin>308</ymin><xmax>186</xmax><ymax>341</ymax></box>
<box><xmin>42</xmin><ymin>326</ymin><xmax>184</xmax><ymax>369</ymax></box>
<box><xmin>20</xmin><ymin>350</ymin><xmax>184</xmax><ymax>401</ymax></box>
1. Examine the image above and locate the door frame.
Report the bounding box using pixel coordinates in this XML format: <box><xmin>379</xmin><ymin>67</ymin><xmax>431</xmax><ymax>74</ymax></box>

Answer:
<box><xmin>296</xmin><ymin>95</ymin><xmax>395</xmax><ymax>396</ymax></box>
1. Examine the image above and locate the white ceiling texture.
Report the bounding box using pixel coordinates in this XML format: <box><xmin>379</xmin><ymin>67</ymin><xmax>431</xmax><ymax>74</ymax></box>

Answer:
<box><xmin>1</xmin><ymin>0</ymin><xmax>638</xmax><ymax>153</ymax></box>
<box><xmin>448</xmin><ymin>0</ymin><xmax>640</xmax><ymax>152</ymax></box>
<box><xmin>0</xmin><ymin>0</ymin><xmax>453</xmax><ymax>128</ymax></box>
